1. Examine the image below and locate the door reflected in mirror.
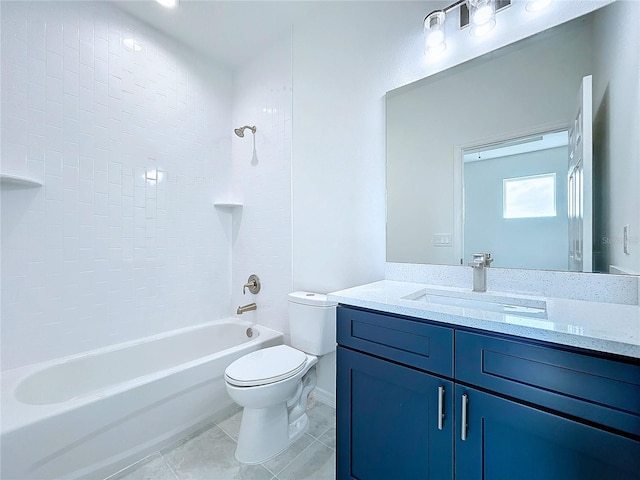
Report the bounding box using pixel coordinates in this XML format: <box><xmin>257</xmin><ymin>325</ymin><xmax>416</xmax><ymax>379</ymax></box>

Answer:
<box><xmin>386</xmin><ymin>1</ymin><xmax>639</xmax><ymax>275</ymax></box>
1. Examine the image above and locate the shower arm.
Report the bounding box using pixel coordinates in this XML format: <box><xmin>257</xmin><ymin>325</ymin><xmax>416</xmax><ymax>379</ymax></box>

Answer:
<box><xmin>234</xmin><ymin>125</ymin><xmax>257</xmax><ymax>137</ymax></box>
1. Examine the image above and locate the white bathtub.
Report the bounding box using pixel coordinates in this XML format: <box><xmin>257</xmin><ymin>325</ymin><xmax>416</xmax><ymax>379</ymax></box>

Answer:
<box><xmin>1</xmin><ymin>318</ymin><xmax>283</xmax><ymax>480</ymax></box>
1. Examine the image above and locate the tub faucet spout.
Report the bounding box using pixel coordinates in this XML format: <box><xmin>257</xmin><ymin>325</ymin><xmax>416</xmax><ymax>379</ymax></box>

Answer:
<box><xmin>237</xmin><ymin>303</ymin><xmax>257</xmax><ymax>314</ymax></box>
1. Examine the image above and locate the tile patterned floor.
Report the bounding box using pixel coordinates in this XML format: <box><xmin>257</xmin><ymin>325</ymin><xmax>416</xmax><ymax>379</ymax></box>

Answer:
<box><xmin>107</xmin><ymin>398</ymin><xmax>336</xmax><ymax>480</ymax></box>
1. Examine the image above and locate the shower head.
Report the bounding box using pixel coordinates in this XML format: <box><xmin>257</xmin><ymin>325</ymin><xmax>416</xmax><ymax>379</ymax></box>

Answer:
<box><xmin>234</xmin><ymin>125</ymin><xmax>257</xmax><ymax>138</ymax></box>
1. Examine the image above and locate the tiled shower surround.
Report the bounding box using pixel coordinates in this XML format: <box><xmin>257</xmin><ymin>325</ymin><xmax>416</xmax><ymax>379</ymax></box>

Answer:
<box><xmin>1</xmin><ymin>1</ymin><xmax>240</xmax><ymax>370</ymax></box>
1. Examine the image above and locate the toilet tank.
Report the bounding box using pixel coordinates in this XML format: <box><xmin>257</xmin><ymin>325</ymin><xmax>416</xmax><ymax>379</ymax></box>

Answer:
<box><xmin>288</xmin><ymin>292</ymin><xmax>337</xmax><ymax>355</ymax></box>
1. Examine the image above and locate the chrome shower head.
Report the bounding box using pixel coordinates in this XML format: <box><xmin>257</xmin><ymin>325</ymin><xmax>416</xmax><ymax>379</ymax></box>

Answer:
<box><xmin>234</xmin><ymin>125</ymin><xmax>257</xmax><ymax>138</ymax></box>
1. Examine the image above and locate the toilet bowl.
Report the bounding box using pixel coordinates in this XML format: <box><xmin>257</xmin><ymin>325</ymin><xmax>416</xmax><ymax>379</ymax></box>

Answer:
<box><xmin>224</xmin><ymin>292</ymin><xmax>336</xmax><ymax>464</ymax></box>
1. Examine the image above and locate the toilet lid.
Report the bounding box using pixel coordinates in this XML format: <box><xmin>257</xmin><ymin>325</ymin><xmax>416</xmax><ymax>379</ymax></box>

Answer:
<box><xmin>224</xmin><ymin>345</ymin><xmax>308</xmax><ymax>387</ymax></box>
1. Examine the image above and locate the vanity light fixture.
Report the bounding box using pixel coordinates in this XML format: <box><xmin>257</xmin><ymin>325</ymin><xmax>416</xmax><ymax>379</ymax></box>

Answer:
<box><xmin>424</xmin><ymin>0</ymin><xmax>551</xmax><ymax>57</ymax></box>
<box><xmin>424</xmin><ymin>10</ymin><xmax>447</xmax><ymax>56</ymax></box>
<box><xmin>468</xmin><ymin>0</ymin><xmax>497</xmax><ymax>36</ymax></box>
<box><xmin>525</xmin><ymin>0</ymin><xmax>552</xmax><ymax>12</ymax></box>
<box><xmin>156</xmin><ymin>0</ymin><xmax>179</xmax><ymax>9</ymax></box>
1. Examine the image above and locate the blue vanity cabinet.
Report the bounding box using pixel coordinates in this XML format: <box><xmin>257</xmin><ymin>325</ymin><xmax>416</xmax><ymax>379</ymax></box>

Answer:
<box><xmin>454</xmin><ymin>330</ymin><xmax>640</xmax><ymax>479</ymax></box>
<box><xmin>336</xmin><ymin>347</ymin><xmax>454</xmax><ymax>480</ymax></box>
<box><xmin>454</xmin><ymin>384</ymin><xmax>640</xmax><ymax>480</ymax></box>
<box><xmin>336</xmin><ymin>306</ymin><xmax>455</xmax><ymax>479</ymax></box>
<box><xmin>336</xmin><ymin>305</ymin><xmax>640</xmax><ymax>480</ymax></box>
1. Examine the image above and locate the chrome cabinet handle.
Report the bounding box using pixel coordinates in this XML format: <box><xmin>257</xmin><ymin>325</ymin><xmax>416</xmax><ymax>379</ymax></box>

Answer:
<box><xmin>437</xmin><ymin>386</ymin><xmax>445</xmax><ymax>431</ymax></box>
<box><xmin>461</xmin><ymin>393</ymin><xmax>469</xmax><ymax>441</ymax></box>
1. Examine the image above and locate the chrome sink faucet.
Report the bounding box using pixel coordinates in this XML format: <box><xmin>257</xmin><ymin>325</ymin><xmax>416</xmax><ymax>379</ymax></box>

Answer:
<box><xmin>469</xmin><ymin>253</ymin><xmax>493</xmax><ymax>292</ymax></box>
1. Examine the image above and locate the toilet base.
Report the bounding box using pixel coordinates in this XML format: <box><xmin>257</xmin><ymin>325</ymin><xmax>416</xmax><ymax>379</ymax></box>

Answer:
<box><xmin>234</xmin><ymin>406</ymin><xmax>309</xmax><ymax>464</ymax></box>
<box><xmin>233</xmin><ymin>368</ymin><xmax>317</xmax><ymax>464</ymax></box>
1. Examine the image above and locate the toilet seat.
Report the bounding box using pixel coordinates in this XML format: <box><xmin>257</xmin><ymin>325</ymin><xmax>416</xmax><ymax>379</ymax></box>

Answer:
<box><xmin>225</xmin><ymin>345</ymin><xmax>308</xmax><ymax>387</ymax></box>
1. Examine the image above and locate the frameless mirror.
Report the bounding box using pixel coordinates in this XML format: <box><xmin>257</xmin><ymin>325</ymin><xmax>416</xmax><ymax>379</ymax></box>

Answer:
<box><xmin>386</xmin><ymin>1</ymin><xmax>639</xmax><ymax>274</ymax></box>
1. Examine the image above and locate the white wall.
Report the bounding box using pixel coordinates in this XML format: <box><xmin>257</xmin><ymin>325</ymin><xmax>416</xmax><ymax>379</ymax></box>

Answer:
<box><xmin>1</xmin><ymin>1</ymin><xmax>233</xmax><ymax>370</ymax></box>
<box><xmin>292</xmin><ymin>0</ymin><xmax>610</xmax><ymax>289</ymax></box>
<box><xmin>291</xmin><ymin>2</ymin><xmax>431</xmax><ymax>398</ymax></box>
<box><xmin>592</xmin><ymin>0</ymin><xmax>640</xmax><ymax>274</ymax></box>
<box><xmin>291</xmin><ymin>0</ymin><xmax>610</xmax><ymax>400</ymax></box>
<box><xmin>229</xmin><ymin>34</ymin><xmax>293</xmax><ymax>340</ymax></box>
<box><xmin>0</xmin><ymin>0</ymin><xmax>622</xmax><ymax>400</ymax></box>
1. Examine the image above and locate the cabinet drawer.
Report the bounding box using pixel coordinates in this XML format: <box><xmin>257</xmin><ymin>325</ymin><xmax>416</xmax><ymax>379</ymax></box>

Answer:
<box><xmin>337</xmin><ymin>306</ymin><xmax>453</xmax><ymax>377</ymax></box>
<box><xmin>456</xmin><ymin>330</ymin><xmax>640</xmax><ymax>437</ymax></box>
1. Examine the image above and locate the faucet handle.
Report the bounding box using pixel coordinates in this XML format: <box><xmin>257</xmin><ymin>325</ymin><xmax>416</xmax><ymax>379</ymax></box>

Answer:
<box><xmin>470</xmin><ymin>253</ymin><xmax>493</xmax><ymax>267</ymax></box>
<box><xmin>243</xmin><ymin>274</ymin><xmax>261</xmax><ymax>294</ymax></box>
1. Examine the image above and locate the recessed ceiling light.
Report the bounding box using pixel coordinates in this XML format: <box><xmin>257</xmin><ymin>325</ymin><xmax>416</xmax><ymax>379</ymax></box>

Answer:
<box><xmin>123</xmin><ymin>38</ymin><xmax>142</xmax><ymax>52</ymax></box>
<box><xmin>156</xmin><ymin>0</ymin><xmax>179</xmax><ymax>9</ymax></box>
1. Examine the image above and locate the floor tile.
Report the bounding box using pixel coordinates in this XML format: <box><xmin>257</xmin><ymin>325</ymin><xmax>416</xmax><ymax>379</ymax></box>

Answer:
<box><xmin>162</xmin><ymin>425</ymin><xmax>272</xmax><ymax>480</ymax></box>
<box><xmin>318</xmin><ymin>426</ymin><xmax>336</xmax><ymax>450</ymax></box>
<box><xmin>277</xmin><ymin>441</ymin><xmax>335</xmax><ymax>480</ymax></box>
<box><xmin>217</xmin><ymin>409</ymin><xmax>243</xmax><ymax>441</ymax></box>
<box><xmin>306</xmin><ymin>402</ymin><xmax>336</xmax><ymax>439</ymax></box>
<box><xmin>107</xmin><ymin>401</ymin><xmax>336</xmax><ymax>480</ymax></box>
<box><xmin>107</xmin><ymin>453</ymin><xmax>177</xmax><ymax>480</ymax></box>
<box><xmin>262</xmin><ymin>433</ymin><xmax>315</xmax><ymax>475</ymax></box>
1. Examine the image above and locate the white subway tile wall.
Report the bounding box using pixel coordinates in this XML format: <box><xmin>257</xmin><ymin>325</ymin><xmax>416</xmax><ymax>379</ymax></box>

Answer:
<box><xmin>1</xmin><ymin>1</ymin><xmax>234</xmax><ymax>370</ymax></box>
<box><xmin>230</xmin><ymin>35</ymin><xmax>293</xmax><ymax>340</ymax></box>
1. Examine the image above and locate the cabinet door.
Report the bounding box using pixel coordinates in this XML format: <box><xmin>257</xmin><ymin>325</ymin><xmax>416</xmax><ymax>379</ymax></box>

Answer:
<box><xmin>337</xmin><ymin>346</ymin><xmax>453</xmax><ymax>480</ymax></box>
<box><xmin>455</xmin><ymin>385</ymin><xmax>640</xmax><ymax>480</ymax></box>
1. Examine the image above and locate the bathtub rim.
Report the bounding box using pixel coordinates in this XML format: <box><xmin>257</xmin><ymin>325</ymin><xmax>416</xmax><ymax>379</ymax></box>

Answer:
<box><xmin>1</xmin><ymin>318</ymin><xmax>283</xmax><ymax>435</ymax></box>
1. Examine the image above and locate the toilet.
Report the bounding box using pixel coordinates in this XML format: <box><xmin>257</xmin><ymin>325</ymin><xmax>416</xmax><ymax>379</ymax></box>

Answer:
<box><xmin>224</xmin><ymin>291</ymin><xmax>337</xmax><ymax>464</ymax></box>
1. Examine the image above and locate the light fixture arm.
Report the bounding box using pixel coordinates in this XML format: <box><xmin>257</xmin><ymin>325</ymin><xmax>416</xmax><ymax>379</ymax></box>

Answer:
<box><xmin>423</xmin><ymin>0</ymin><xmax>466</xmax><ymax>21</ymax></box>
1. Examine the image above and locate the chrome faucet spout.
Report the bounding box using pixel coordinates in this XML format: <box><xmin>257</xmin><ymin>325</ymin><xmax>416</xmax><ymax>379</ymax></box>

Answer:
<box><xmin>469</xmin><ymin>253</ymin><xmax>493</xmax><ymax>292</ymax></box>
<box><xmin>237</xmin><ymin>303</ymin><xmax>257</xmax><ymax>314</ymax></box>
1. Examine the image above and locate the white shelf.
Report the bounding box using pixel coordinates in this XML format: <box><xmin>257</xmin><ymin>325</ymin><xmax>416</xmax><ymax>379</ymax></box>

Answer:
<box><xmin>0</xmin><ymin>173</ymin><xmax>43</xmax><ymax>187</ymax></box>
<box><xmin>213</xmin><ymin>202</ymin><xmax>243</xmax><ymax>209</ymax></box>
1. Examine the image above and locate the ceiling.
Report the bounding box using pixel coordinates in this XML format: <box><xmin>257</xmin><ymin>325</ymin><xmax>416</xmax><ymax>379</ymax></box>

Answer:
<box><xmin>111</xmin><ymin>0</ymin><xmax>328</xmax><ymax>69</ymax></box>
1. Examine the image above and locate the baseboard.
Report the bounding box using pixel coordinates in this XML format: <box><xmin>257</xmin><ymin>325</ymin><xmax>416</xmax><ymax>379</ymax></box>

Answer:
<box><xmin>311</xmin><ymin>387</ymin><xmax>335</xmax><ymax>409</ymax></box>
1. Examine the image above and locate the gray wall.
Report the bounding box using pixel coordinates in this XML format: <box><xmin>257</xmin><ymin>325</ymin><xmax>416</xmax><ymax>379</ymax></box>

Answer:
<box><xmin>387</xmin><ymin>14</ymin><xmax>594</xmax><ymax>265</ymax></box>
<box><xmin>464</xmin><ymin>147</ymin><xmax>569</xmax><ymax>270</ymax></box>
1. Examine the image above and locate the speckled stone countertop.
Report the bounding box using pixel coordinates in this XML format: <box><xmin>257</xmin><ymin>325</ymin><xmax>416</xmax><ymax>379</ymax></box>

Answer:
<box><xmin>328</xmin><ymin>280</ymin><xmax>640</xmax><ymax>359</ymax></box>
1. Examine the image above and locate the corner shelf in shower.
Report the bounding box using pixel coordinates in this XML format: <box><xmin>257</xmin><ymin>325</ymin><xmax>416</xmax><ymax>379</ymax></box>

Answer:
<box><xmin>0</xmin><ymin>173</ymin><xmax>44</xmax><ymax>187</ymax></box>
<box><xmin>213</xmin><ymin>201</ymin><xmax>243</xmax><ymax>209</ymax></box>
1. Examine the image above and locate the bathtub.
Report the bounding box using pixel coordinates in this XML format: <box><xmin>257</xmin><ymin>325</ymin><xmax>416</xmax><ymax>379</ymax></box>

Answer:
<box><xmin>1</xmin><ymin>318</ymin><xmax>283</xmax><ymax>480</ymax></box>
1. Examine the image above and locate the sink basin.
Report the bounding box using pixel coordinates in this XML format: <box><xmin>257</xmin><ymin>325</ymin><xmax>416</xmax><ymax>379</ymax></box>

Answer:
<box><xmin>402</xmin><ymin>288</ymin><xmax>547</xmax><ymax>319</ymax></box>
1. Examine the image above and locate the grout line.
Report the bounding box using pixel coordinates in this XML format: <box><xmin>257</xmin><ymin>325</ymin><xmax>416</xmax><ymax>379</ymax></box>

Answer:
<box><xmin>216</xmin><ymin>422</ymin><xmax>239</xmax><ymax>444</ymax></box>
<box><xmin>308</xmin><ymin>424</ymin><xmax>332</xmax><ymax>440</ymax></box>
<box><xmin>103</xmin><ymin>452</ymin><xmax>160</xmax><ymax>480</ymax></box>
<box><xmin>213</xmin><ymin>410</ymin><xmax>242</xmax><ymax>441</ymax></box>
<box><xmin>262</xmin><ymin>465</ymin><xmax>280</xmax><ymax>477</ymax></box>
<box><xmin>159</xmin><ymin>451</ymin><xmax>180</xmax><ymax>480</ymax></box>
<box><xmin>270</xmin><ymin>437</ymin><xmax>320</xmax><ymax>477</ymax></box>
<box><xmin>316</xmin><ymin>436</ymin><xmax>336</xmax><ymax>451</ymax></box>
